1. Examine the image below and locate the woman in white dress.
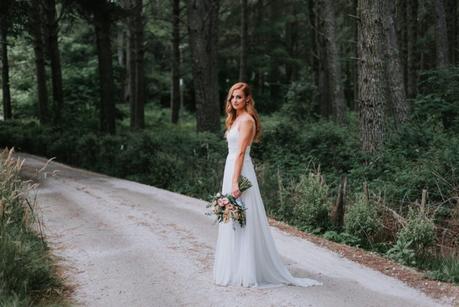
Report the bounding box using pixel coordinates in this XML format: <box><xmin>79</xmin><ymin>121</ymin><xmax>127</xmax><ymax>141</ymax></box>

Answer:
<box><xmin>213</xmin><ymin>82</ymin><xmax>322</xmax><ymax>288</ymax></box>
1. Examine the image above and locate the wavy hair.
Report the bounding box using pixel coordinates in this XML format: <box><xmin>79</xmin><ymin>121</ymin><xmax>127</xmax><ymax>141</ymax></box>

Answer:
<box><xmin>224</xmin><ymin>82</ymin><xmax>261</xmax><ymax>143</ymax></box>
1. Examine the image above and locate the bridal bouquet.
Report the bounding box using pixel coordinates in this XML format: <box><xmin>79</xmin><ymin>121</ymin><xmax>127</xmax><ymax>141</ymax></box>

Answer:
<box><xmin>206</xmin><ymin>176</ymin><xmax>252</xmax><ymax>228</ymax></box>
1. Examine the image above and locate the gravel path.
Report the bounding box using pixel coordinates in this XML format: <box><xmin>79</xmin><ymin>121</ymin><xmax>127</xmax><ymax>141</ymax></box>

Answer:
<box><xmin>19</xmin><ymin>153</ymin><xmax>453</xmax><ymax>307</ymax></box>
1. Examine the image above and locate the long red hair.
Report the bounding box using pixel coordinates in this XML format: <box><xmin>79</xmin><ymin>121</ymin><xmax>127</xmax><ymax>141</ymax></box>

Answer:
<box><xmin>224</xmin><ymin>82</ymin><xmax>261</xmax><ymax>143</ymax></box>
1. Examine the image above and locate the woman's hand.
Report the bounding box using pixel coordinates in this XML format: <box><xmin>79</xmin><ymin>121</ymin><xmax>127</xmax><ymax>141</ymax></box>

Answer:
<box><xmin>232</xmin><ymin>182</ymin><xmax>241</xmax><ymax>199</ymax></box>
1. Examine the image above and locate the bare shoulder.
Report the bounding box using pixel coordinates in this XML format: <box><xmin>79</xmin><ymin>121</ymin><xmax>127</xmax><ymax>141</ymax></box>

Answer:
<box><xmin>240</xmin><ymin>114</ymin><xmax>255</xmax><ymax>126</ymax></box>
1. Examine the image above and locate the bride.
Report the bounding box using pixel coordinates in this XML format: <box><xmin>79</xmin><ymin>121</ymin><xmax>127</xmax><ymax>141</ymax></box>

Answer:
<box><xmin>213</xmin><ymin>82</ymin><xmax>322</xmax><ymax>288</ymax></box>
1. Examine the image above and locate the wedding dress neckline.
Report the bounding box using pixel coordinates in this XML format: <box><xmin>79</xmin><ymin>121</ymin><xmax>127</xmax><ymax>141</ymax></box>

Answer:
<box><xmin>228</xmin><ymin>118</ymin><xmax>255</xmax><ymax>147</ymax></box>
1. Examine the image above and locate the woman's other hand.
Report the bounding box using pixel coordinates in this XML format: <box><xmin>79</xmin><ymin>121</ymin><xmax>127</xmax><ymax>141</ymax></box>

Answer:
<box><xmin>232</xmin><ymin>182</ymin><xmax>241</xmax><ymax>198</ymax></box>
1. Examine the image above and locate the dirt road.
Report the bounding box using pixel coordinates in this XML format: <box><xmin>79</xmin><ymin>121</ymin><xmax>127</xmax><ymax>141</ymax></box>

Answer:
<box><xmin>19</xmin><ymin>153</ymin><xmax>453</xmax><ymax>307</ymax></box>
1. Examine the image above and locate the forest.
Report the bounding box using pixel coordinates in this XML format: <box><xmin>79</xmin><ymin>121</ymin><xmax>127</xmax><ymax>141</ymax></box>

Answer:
<box><xmin>1</xmin><ymin>0</ymin><xmax>459</xmax><ymax>304</ymax></box>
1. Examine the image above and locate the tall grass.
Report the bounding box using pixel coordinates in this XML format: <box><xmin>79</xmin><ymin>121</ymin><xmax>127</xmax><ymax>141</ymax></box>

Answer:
<box><xmin>0</xmin><ymin>148</ymin><xmax>65</xmax><ymax>306</ymax></box>
<box><xmin>425</xmin><ymin>255</ymin><xmax>459</xmax><ymax>283</ymax></box>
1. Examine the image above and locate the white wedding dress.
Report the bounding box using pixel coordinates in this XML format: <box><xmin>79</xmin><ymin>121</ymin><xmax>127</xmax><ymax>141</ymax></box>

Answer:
<box><xmin>213</xmin><ymin>120</ymin><xmax>322</xmax><ymax>288</ymax></box>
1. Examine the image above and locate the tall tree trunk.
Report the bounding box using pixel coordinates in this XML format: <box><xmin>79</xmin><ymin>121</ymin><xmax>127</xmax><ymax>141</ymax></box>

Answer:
<box><xmin>358</xmin><ymin>0</ymin><xmax>386</xmax><ymax>154</ymax></box>
<box><xmin>308</xmin><ymin>0</ymin><xmax>317</xmax><ymax>81</ymax></box>
<box><xmin>1</xmin><ymin>17</ymin><xmax>12</xmax><ymax>120</ymax></box>
<box><xmin>122</xmin><ymin>0</ymin><xmax>137</xmax><ymax>128</ymax></box>
<box><xmin>30</xmin><ymin>0</ymin><xmax>49</xmax><ymax>124</ymax></box>
<box><xmin>94</xmin><ymin>12</ymin><xmax>116</xmax><ymax>134</ymax></box>
<box><xmin>395</xmin><ymin>0</ymin><xmax>407</xmax><ymax>94</ymax></box>
<box><xmin>133</xmin><ymin>0</ymin><xmax>145</xmax><ymax>129</ymax></box>
<box><xmin>117</xmin><ymin>28</ymin><xmax>129</xmax><ymax>104</ymax></box>
<box><xmin>268</xmin><ymin>0</ymin><xmax>280</xmax><ymax>103</ymax></box>
<box><xmin>435</xmin><ymin>0</ymin><xmax>449</xmax><ymax>68</ymax></box>
<box><xmin>254</xmin><ymin>0</ymin><xmax>264</xmax><ymax>93</ymax></box>
<box><xmin>187</xmin><ymin>0</ymin><xmax>220</xmax><ymax>133</ymax></box>
<box><xmin>239</xmin><ymin>0</ymin><xmax>248</xmax><ymax>82</ymax></box>
<box><xmin>321</xmin><ymin>0</ymin><xmax>346</xmax><ymax>124</ymax></box>
<box><xmin>445</xmin><ymin>0</ymin><xmax>457</xmax><ymax>64</ymax></box>
<box><xmin>406</xmin><ymin>0</ymin><xmax>418</xmax><ymax>98</ymax></box>
<box><xmin>286</xmin><ymin>4</ymin><xmax>299</xmax><ymax>82</ymax></box>
<box><xmin>352</xmin><ymin>0</ymin><xmax>358</xmax><ymax>112</ymax></box>
<box><xmin>117</xmin><ymin>29</ymin><xmax>126</xmax><ymax>67</ymax></box>
<box><xmin>316</xmin><ymin>2</ymin><xmax>331</xmax><ymax>118</ymax></box>
<box><xmin>127</xmin><ymin>5</ymin><xmax>136</xmax><ymax>128</ymax></box>
<box><xmin>384</xmin><ymin>0</ymin><xmax>409</xmax><ymax>127</ymax></box>
<box><xmin>171</xmin><ymin>0</ymin><xmax>180</xmax><ymax>124</ymax></box>
<box><xmin>44</xmin><ymin>0</ymin><xmax>64</xmax><ymax>124</ymax></box>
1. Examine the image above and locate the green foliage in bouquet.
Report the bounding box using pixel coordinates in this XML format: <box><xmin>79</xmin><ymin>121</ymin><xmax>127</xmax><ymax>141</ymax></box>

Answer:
<box><xmin>206</xmin><ymin>176</ymin><xmax>252</xmax><ymax>228</ymax></box>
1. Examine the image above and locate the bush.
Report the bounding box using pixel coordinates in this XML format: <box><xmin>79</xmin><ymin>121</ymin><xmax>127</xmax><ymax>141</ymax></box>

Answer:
<box><xmin>289</xmin><ymin>171</ymin><xmax>331</xmax><ymax>232</ymax></box>
<box><xmin>415</xmin><ymin>67</ymin><xmax>459</xmax><ymax>132</ymax></box>
<box><xmin>397</xmin><ymin>208</ymin><xmax>435</xmax><ymax>256</ymax></box>
<box><xmin>426</xmin><ymin>256</ymin><xmax>459</xmax><ymax>283</ymax></box>
<box><xmin>344</xmin><ymin>194</ymin><xmax>382</xmax><ymax>245</ymax></box>
<box><xmin>322</xmin><ymin>230</ymin><xmax>361</xmax><ymax>247</ymax></box>
<box><xmin>386</xmin><ymin>237</ymin><xmax>417</xmax><ymax>266</ymax></box>
<box><xmin>280</xmin><ymin>71</ymin><xmax>318</xmax><ymax>122</ymax></box>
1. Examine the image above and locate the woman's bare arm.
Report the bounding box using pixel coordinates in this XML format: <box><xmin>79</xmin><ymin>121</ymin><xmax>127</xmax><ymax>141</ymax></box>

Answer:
<box><xmin>231</xmin><ymin>118</ymin><xmax>254</xmax><ymax>198</ymax></box>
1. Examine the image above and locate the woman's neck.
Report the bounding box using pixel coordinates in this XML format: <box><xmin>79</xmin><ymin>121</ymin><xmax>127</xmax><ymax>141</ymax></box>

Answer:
<box><xmin>236</xmin><ymin>110</ymin><xmax>247</xmax><ymax>117</ymax></box>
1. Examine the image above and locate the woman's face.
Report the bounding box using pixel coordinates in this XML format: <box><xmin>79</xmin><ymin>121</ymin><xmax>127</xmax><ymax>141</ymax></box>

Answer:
<box><xmin>230</xmin><ymin>89</ymin><xmax>247</xmax><ymax>111</ymax></box>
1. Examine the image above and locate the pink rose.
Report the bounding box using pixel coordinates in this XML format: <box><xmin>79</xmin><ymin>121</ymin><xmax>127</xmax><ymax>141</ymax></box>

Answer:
<box><xmin>218</xmin><ymin>199</ymin><xmax>225</xmax><ymax>207</ymax></box>
<box><xmin>222</xmin><ymin>198</ymin><xmax>229</xmax><ymax>205</ymax></box>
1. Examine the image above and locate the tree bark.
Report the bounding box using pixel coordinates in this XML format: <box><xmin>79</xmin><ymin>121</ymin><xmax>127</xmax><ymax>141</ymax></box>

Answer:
<box><xmin>30</xmin><ymin>0</ymin><xmax>49</xmax><ymax>124</ymax></box>
<box><xmin>239</xmin><ymin>0</ymin><xmax>248</xmax><ymax>82</ymax></box>
<box><xmin>254</xmin><ymin>0</ymin><xmax>264</xmax><ymax>93</ymax></box>
<box><xmin>406</xmin><ymin>0</ymin><xmax>418</xmax><ymax>98</ymax></box>
<box><xmin>268</xmin><ymin>0</ymin><xmax>281</xmax><ymax>103</ymax></box>
<box><xmin>187</xmin><ymin>0</ymin><xmax>220</xmax><ymax>133</ymax></box>
<box><xmin>445</xmin><ymin>0</ymin><xmax>457</xmax><ymax>64</ymax></box>
<box><xmin>384</xmin><ymin>0</ymin><xmax>409</xmax><ymax>127</ymax></box>
<box><xmin>0</xmin><ymin>17</ymin><xmax>12</xmax><ymax>120</ymax></box>
<box><xmin>352</xmin><ymin>0</ymin><xmax>358</xmax><ymax>112</ymax></box>
<box><xmin>94</xmin><ymin>12</ymin><xmax>116</xmax><ymax>134</ymax></box>
<box><xmin>435</xmin><ymin>0</ymin><xmax>449</xmax><ymax>68</ymax></box>
<box><xmin>308</xmin><ymin>0</ymin><xmax>318</xmax><ymax>88</ymax></box>
<box><xmin>331</xmin><ymin>175</ymin><xmax>347</xmax><ymax>229</ymax></box>
<box><xmin>395</xmin><ymin>0</ymin><xmax>407</xmax><ymax>94</ymax></box>
<box><xmin>117</xmin><ymin>28</ymin><xmax>129</xmax><ymax>104</ymax></box>
<box><xmin>316</xmin><ymin>2</ymin><xmax>331</xmax><ymax>118</ymax></box>
<box><xmin>286</xmin><ymin>3</ymin><xmax>299</xmax><ymax>82</ymax></box>
<box><xmin>171</xmin><ymin>0</ymin><xmax>180</xmax><ymax>124</ymax></box>
<box><xmin>358</xmin><ymin>0</ymin><xmax>386</xmax><ymax>154</ymax></box>
<box><xmin>44</xmin><ymin>0</ymin><xmax>64</xmax><ymax>124</ymax></box>
<box><xmin>321</xmin><ymin>0</ymin><xmax>346</xmax><ymax>124</ymax></box>
<box><xmin>133</xmin><ymin>0</ymin><xmax>145</xmax><ymax>129</ymax></box>
<box><xmin>126</xmin><ymin>1</ymin><xmax>136</xmax><ymax>128</ymax></box>
<box><xmin>121</xmin><ymin>0</ymin><xmax>137</xmax><ymax>128</ymax></box>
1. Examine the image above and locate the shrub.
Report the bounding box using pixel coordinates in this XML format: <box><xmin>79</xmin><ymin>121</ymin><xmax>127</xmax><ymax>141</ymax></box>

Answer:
<box><xmin>386</xmin><ymin>237</ymin><xmax>417</xmax><ymax>266</ymax></box>
<box><xmin>289</xmin><ymin>171</ymin><xmax>331</xmax><ymax>232</ymax></box>
<box><xmin>415</xmin><ymin>67</ymin><xmax>459</xmax><ymax>132</ymax></box>
<box><xmin>344</xmin><ymin>194</ymin><xmax>382</xmax><ymax>245</ymax></box>
<box><xmin>322</xmin><ymin>230</ymin><xmax>361</xmax><ymax>247</ymax></box>
<box><xmin>426</xmin><ymin>256</ymin><xmax>459</xmax><ymax>283</ymax></box>
<box><xmin>280</xmin><ymin>71</ymin><xmax>318</xmax><ymax>122</ymax></box>
<box><xmin>397</xmin><ymin>208</ymin><xmax>435</xmax><ymax>256</ymax></box>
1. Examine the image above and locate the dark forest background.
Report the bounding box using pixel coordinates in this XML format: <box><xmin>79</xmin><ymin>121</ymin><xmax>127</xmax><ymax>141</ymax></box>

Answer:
<box><xmin>1</xmin><ymin>0</ymin><xmax>459</xmax><ymax>298</ymax></box>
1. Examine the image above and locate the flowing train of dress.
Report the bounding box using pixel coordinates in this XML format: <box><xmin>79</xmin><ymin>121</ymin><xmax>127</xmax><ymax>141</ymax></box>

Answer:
<box><xmin>213</xmin><ymin>120</ymin><xmax>322</xmax><ymax>288</ymax></box>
